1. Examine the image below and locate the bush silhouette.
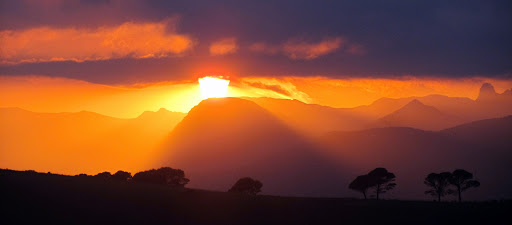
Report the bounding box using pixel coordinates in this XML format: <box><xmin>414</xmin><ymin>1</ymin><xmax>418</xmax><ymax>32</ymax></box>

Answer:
<box><xmin>112</xmin><ymin>170</ymin><xmax>132</xmax><ymax>182</ymax></box>
<box><xmin>228</xmin><ymin>177</ymin><xmax>263</xmax><ymax>195</ymax></box>
<box><xmin>132</xmin><ymin>167</ymin><xmax>189</xmax><ymax>187</ymax></box>
<box><xmin>448</xmin><ymin>169</ymin><xmax>480</xmax><ymax>202</ymax></box>
<box><xmin>348</xmin><ymin>175</ymin><xmax>372</xmax><ymax>199</ymax></box>
<box><xmin>424</xmin><ymin>172</ymin><xmax>453</xmax><ymax>202</ymax></box>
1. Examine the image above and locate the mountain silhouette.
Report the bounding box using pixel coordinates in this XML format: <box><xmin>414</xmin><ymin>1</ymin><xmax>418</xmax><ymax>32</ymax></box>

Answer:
<box><xmin>374</xmin><ymin>99</ymin><xmax>463</xmax><ymax>130</ymax></box>
<box><xmin>320</xmin><ymin>115</ymin><xmax>512</xmax><ymax>200</ymax></box>
<box><xmin>476</xmin><ymin>83</ymin><xmax>498</xmax><ymax>101</ymax></box>
<box><xmin>161</xmin><ymin>98</ymin><xmax>346</xmax><ymax>197</ymax></box>
<box><xmin>244</xmin><ymin>97</ymin><xmax>370</xmax><ymax>135</ymax></box>
<box><xmin>0</xmin><ymin>107</ymin><xmax>185</xmax><ymax>175</ymax></box>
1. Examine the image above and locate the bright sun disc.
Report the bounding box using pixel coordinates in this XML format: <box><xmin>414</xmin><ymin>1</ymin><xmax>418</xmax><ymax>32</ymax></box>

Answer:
<box><xmin>198</xmin><ymin>76</ymin><xmax>230</xmax><ymax>99</ymax></box>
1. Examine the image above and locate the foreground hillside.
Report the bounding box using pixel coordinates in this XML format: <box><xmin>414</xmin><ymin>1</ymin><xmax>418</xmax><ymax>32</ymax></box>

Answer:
<box><xmin>1</xmin><ymin>169</ymin><xmax>510</xmax><ymax>225</ymax></box>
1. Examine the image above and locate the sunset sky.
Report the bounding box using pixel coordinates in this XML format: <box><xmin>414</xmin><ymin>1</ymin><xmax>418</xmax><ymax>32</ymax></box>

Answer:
<box><xmin>1</xmin><ymin>0</ymin><xmax>511</xmax><ymax>117</ymax></box>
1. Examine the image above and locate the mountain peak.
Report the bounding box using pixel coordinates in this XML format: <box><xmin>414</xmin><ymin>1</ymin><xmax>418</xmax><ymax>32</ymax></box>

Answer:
<box><xmin>477</xmin><ymin>83</ymin><xmax>497</xmax><ymax>101</ymax></box>
<box><xmin>405</xmin><ymin>99</ymin><xmax>423</xmax><ymax>106</ymax></box>
<box><xmin>188</xmin><ymin>97</ymin><xmax>267</xmax><ymax>117</ymax></box>
<box><xmin>376</xmin><ymin>99</ymin><xmax>461</xmax><ymax>130</ymax></box>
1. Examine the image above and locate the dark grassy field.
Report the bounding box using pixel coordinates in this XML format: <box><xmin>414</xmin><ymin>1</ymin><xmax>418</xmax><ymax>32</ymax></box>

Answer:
<box><xmin>1</xmin><ymin>169</ymin><xmax>510</xmax><ymax>225</ymax></box>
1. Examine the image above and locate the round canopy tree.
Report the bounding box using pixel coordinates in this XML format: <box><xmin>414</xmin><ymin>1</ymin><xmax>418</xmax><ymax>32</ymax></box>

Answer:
<box><xmin>349</xmin><ymin>175</ymin><xmax>372</xmax><ymax>199</ymax></box>
<box><xmin>449</xmin><ymin>169</ymin><xmax>480</xmax><ymax>202</ymax></box>
<box><xmin>367</xmin><ymin>168</ymin><xmax>396</xmax><ymax>200</ymax></box>
<box><xmin>424</xmin><ymin>172</ymin><xmax>454</xmax><ymax>202</ymax></box>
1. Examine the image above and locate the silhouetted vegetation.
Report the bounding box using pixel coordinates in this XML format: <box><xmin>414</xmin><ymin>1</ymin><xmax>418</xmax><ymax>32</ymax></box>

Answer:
<box><xmin>2</xmin><ymin>168</ymin><xmax>510</xmax><ymax>225</ymax></box>
<box><xmin>348</xmin><ymin>175</ymin><xmax>372</xmax><ymax>199</ymax></box>
<box><xmin>112</xmin><ymin>170</ymin><xmax>132</xmax><ymax>182</ymax></box>
<box><xmin>228</xmin><ymin>177</ymin><xmax>263</xmax><ymax>195</ymax></box>
<box><xmin>449</xmin><ymin>169</ymin><xmax>480</xmax><ymax>202</ymax></box>
<box><xmin>424</xmin><ymin>170</ymin><xmax>481</xmax><ymax>202</ymax></box>
<box><xmin>368</xmin><ymin>168</ymin><xmax>396</xmax><ymax>200</ymax></box>
<box><xmin>75</xmin><ymin>173</ymin><xmax>89</xmax><ymax>177</ymax></box>
<box><xmin>424</xmin><ymin>172</ymin><xmax>454</xmax><ymax>202</ymax></box>
<box><xmin>94</xmin><ymin>171</ymin><xmax>112</xmax><ymax>180</ymax></box>
<box><xmin>132</xmin><ymin>167</ymin><xmax>189</xmax><ymax>187</ymax></box>
<box><xmin>349</xmin><ymin>168</ymin><xmax>396</xmax><ymax>200</ymax></box>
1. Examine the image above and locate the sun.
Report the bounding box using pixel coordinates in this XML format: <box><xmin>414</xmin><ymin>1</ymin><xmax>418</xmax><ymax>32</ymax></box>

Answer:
<box><xmin>198</xmin><ymin>76</ymin><xmax>230</xmax><ymax>99</ymax></box>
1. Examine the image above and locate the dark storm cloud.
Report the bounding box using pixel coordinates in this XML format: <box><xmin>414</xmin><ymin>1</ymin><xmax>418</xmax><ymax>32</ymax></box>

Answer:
<box><xmin>0</xmin><ymin>0</ymin><xmax>511</xmax><ymax>84</ymax></box>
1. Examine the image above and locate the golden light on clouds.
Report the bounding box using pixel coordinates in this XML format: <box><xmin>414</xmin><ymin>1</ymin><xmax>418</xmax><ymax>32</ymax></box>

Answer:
<box><xmin>248</xmin><ymin>37</ymin><xmax>362</xmax><ymax>59</ymax></box>
<box><xmin>1</xmin><ymin>75</ymin><xmax>511</xmax><ymax>118</ymax></box>
<box><xmin>209</xmin><ymin>38</ymin><xmax>238</xmax><ymax>56</ymax></box>
<box><xmin>282</xmin><ymin>37</ymin><xmax>345</xmax><ymax>59</ymax></box>
<box><xmin>0</xmin><ymin>19</ymin><xmax>195</xmax><ymax>64</ymax></box>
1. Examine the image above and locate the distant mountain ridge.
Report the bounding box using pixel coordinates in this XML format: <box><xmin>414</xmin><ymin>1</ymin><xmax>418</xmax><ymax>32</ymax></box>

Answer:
<box><xmin>0</xmin><ymin>107</ymin><xmax>186</xmax><ymax>175</ymax></box>
<box><xmin>247</xmin><ymin>83</ymin><xmax>512</xmax><ymax>133</ymax></box>
<box><xmin>373</xmin><ymin>99</ymin><xmax>463</xmax><ymax>130</ymax></box>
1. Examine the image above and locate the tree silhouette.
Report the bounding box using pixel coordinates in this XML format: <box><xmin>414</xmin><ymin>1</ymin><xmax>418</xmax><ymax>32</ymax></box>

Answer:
<box><xmin>94</xmin><ymin>171</ymin><xmax>112</xmax><ymax>180</ymax></box>
<box><xmin>132</xmin><ymin>167</ymin><xmax>189</xmax><ymax>187</ymax></box>
<box><xmin>448</xmin><ymin>169</ymin><xmax>480</xmax><ymax>202</ymax></box>
<box><xmin>348</xmin><ymin>175</ymin><xmax>372</xmax><ymax>199</ymax></box>
<box><xmin>228</xmin><ymin>177</ymin><xmax>263</xmax><ymax>195</ymax></box>
<box><xmin>367</xmin><ymin>168</ymin><xmax>396</xmax><ymax>200</ymax></box>
<box><xmin>424</xmin><ymin>172</ymin><xmax>453</xmax><ymax>202</ymax></box>
<box><xmin>112</xmin><ymin>170</ymin><xmax>132</xmax><ymax>182</ymax></box>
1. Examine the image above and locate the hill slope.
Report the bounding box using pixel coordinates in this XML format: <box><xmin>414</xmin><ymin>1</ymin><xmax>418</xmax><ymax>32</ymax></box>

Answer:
<box><xmin>161</xmin><ymin>98</ymin><xmax>346</xmax><ymax>196</ymax></box>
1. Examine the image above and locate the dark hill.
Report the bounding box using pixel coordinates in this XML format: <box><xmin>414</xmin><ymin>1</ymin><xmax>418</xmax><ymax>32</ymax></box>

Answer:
<box><xmin>161</xmin><ymin>98</ymin><xmax>346</xmax><ymax>197</ymax></box>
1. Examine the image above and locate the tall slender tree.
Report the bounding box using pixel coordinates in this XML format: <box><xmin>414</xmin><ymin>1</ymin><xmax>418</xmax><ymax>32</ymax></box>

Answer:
<box><xmin>424</xmin><ymin>172</ymin><xmax>453</xmax><ymax>202</ymax></box>
<box><xmin>448</xmin><ymin>169</ymin><xmax>480</xmax><ymax>202</ymax></box>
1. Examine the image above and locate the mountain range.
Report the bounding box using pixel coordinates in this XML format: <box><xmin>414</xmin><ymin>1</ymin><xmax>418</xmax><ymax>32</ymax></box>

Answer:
<box><xmin>1</xmin><ymin>83</ymin><xmax>511</xmax><ymax>200</ymax></box>
<box><xmin>0</xmin><ymin>107</ymin><xmax>185</xmax><ymax>175</ymax></box>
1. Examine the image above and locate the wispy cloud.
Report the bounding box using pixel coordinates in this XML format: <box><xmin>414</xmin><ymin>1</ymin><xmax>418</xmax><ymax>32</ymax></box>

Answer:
<box><xmin>209</xmin><ymin>38</ymin><xmax>238</xmax><ymax>56</ymax></box>
<box><xmin>248</xmin><ymin>37</ymin><xmax>363</xmax><ymax>60</ymax></box>
<box><xmin>0</xmin><ymin>19</ymin><xmax>195</xmax><ymax>64</ymax></box>
<box><xmin>283</xmin><ymin>37</ymin><xmax>345</xmax><ymax>60</ymax></box>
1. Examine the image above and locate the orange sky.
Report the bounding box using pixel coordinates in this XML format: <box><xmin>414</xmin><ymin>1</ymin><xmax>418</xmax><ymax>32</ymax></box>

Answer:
<box><xmin>1</xmin><ymin>75</ymin><xmax>511</xmax><ymax>118</ymax></box>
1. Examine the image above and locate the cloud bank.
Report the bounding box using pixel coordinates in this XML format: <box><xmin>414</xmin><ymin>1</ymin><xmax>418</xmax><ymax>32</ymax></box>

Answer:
<box><xmin>0</xmin><ymin>19</ymin><xmax>195</xmax><ymax>64</ymax></box>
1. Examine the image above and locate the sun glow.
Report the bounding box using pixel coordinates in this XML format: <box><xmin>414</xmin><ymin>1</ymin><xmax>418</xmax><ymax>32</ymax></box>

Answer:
<box><xmin>198</xmin><ymin>76</ymin><xmax>230</xmax><ymax>99</ymax></box>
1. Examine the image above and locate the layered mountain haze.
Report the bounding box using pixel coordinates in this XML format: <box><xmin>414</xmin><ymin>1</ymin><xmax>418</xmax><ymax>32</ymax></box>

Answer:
<box><xmin>374</xmin><ymin>99</ymin><xmax>463</xmax><ymax>131</ymax></box>
<box><xmin>1</xmin><ymin>83</ymin><xmax>511</xmax><ymax>200</ymax></box>
<box><xmin>320</xmin><ymin>115</ymin><xmax>512</xmax><ymax>200</ymax></box>
<box><xmin>243</xmin><ymin>97</ymin><xmax>370</xmax><ymax>136</ymax></box>
<box><xmin>0</xmin><ymin>107</ymin><xmax>186</xmax><ymax>174</ymax></box>
<box><xmin>160</xmin><ymin>98</ymin><xmax>346</xmax><ymax>196</ymax></box>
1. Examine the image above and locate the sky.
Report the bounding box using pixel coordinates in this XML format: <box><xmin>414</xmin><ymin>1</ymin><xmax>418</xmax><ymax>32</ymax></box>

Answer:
<box><xmin>1</xmin><ymin>0</ymin><xmax>512</xmax><ymax>117</ymax></box>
